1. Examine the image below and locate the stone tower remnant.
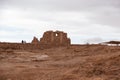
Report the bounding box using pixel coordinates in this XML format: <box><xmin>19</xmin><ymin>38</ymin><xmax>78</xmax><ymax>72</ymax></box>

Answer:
<box><xmin>31</xmin><ymin>36</ymin><xmax>39</xmax><ymax>44</ymax></box>
<box><xmin>40</xmin><ymin>30</ymin><xmax>71</xmax><ymax>46</ymax></box>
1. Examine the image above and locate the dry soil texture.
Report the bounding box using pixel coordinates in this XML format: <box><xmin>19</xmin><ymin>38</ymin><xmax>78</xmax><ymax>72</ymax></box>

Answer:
<box><xmin>0</xmin><ymin>45</ymin><xmax>120</xmax><ymax>80</ymax></box>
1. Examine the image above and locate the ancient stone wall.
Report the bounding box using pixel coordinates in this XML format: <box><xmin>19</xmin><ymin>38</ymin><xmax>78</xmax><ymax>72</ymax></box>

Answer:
<box><xmin>40</xmin><ymin>30</ymin><xmax>71</xmax><ymax>46</ymax></box>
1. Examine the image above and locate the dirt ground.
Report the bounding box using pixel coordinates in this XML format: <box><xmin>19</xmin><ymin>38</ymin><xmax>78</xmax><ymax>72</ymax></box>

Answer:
<box><xmin>0</xmin><ymin>45</ymin><xmax>120</xmax><ymax>80</ymax></box>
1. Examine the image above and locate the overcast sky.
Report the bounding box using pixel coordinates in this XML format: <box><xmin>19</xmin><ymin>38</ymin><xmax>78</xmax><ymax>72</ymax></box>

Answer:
<box><xmin>0</xmin><ymin>0</ymin><xmax>120</xmax><ymax>44</ymax></box>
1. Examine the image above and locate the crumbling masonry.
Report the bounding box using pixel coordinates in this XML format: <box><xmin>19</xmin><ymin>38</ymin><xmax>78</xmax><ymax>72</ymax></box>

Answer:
<box><xmin>0</xmin><ymin>30</ymin><xmax>71</xmax><ymax>50</ymax></box>
<box><xmin>39</xmin><ymin>31</ymin><xmax>71</xmax><ymax>46</ymax></box>
<box><xmin>31</xmin><ymin>37</ymin><xmax>39</xmax><ymax>44</ymax></box>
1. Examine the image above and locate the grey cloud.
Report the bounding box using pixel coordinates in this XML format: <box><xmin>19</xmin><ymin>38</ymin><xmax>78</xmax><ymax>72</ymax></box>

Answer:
<box><xmin>0</xmin><ymin>0</ymin><xmax>120</xmax><ymax>43</ymax></box>
<box><xmin>1</xmin><ymin>0</ymin><xmax>120</xmax><ymax>11</ymax></box>
<box><xmin>1</xmin><ymin>0</ymin><xmax>120</xmax><ymax>28</ymax></box>
<box><xmin>88</xmin><ymin>7</ymin><xmax>120</xmax><ymax>26</ymax></box>
<box><xmin>86</xmin><ymin>37</ymin><xmax>104</xmax><ymax>43</ymax></box>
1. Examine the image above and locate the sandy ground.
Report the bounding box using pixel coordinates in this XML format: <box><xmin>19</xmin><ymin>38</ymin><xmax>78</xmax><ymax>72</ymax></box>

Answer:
<box><xmin>0</xmin><ymin>45</ymin><xmax>120</xmax><ymax>80</ymax></box>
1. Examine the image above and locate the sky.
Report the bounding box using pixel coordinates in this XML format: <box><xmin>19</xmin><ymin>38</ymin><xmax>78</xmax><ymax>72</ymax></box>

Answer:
<box><xmin>0</xmin><ymin>0</ymin><xmax>120</xmax><ymax>44</ymax></box>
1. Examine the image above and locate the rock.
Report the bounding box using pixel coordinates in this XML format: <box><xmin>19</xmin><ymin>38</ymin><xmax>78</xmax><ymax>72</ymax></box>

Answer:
<box><xmin>30</xmin><ymin>55</ymin><xmax>49</xmax><ymax>61</ymax></box>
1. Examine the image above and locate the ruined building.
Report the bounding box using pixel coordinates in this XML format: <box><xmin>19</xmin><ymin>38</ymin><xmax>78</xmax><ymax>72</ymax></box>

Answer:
<box><xmin>0</xmin><ymin>30</ymin><xmax>71</xmax><ymax>50</ymax></box>
<box><xmin>31</xmin><ymin>37</ymin><xmax>39</xmax><ymax>44</ymax></box>
<box><xmin>39</xmin><ymin>30</ymin><xmax>71</xmax><ymax>46</ymax></box>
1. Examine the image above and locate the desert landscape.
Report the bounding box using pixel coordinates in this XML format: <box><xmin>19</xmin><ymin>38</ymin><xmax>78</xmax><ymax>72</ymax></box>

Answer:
<box><xmin>0</xmin><ymin>45</ymin><xmax>120</xmax><ymax>80</ymax></box>
<box><xmin>1</xmin><ymin>0</ymin><xmax>120</xmax><ymax>80</ymax></box>
<box><xmin>0</xmin><ymin>31</ymin><xmax>120</xmax><ymax>80</ymax></box>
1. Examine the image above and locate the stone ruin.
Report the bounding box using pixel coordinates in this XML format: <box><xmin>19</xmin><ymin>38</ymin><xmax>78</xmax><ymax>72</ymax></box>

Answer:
<box><xmin>31</xmin><ymin>37</ymin><xmax>39</xmax><ymax>44</ymax></box>
<box><xmin>31</xmin><ymin>30</ymin><xmax>71</xmax><ymax>47</ymax></box>
<box><xmin>0</xmin><ymin>30</ymin><xmax>71</xmax><ymax>50</ymax></box>
<box><xmin>39</xmin><ymin>30</ymin><xmax>71</xmax><ymax>46</ymax></box>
